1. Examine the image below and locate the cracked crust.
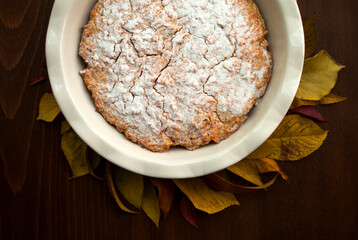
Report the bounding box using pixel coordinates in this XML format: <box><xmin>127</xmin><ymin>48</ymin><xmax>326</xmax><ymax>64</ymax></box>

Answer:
<box><xmin>79</xmin><ymin>0</ymin><xmax>272</xmax><ymax>152</ymax></box>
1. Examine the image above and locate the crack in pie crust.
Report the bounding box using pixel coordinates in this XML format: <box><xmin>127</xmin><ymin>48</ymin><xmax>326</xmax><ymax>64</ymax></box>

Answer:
<box><xmin>79</xmin><ymin>0</ymin><xmax>272</xmax><ymax>152</ymax></box>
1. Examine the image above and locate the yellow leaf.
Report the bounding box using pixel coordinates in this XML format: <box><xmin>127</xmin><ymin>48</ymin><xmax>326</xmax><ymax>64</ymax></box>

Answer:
<box><xmin>112</xmin><ymin>166</ymin><xmax>144</xmax><ymax>209</ymax></box>
<box><xmin>246</xmin><ymin>141</ymin><xmax>277</xmax><ymax>159</ymax></box>
<box><xmin>141</xmin><ymin>180</ymin><xmax>160</xmax><ymax>228</ymax></box>
<box><xmin>37</xmin><ymin>93</ymin><xmax>61</xmax><ymax>122</ymax></box>
<box><xmin>61</xmin><ymin>120</ymin><xmax>71</xmax><ymax>135</ymax></box>
<box><xmin>290</xmin><ymin>93</ymin><xmax>347</xmax><ymax>109</ymax></box>
<box><xmin>254</xmin><ymin>158</ymin><xmax>289</xmax><ymax>181</ymax></box>
<box><xmin>290</xmin><ymin>97</ymin><xmax>317</xmax><ymax>109</ymax></box>
<box><xmin>61</xmin><ymin>130</ymin><xmax>89</xmax><ymax>178</ymax></box>
<box><xmin>296</xmin><ymin>50</ymin><xmax>345</xmax><ymax>100</ymax></box>
<box><xmin>266</xmin><ymin>115</ymin><xmax>328</xmax><ymax>161</ymax></box>
<box><xmin>105</xmin><ymin>162</ymin><xmax>138</xmax><ymax>214</ymax></box>
<box><xmin>303</xmin><ymin>15</ymin><xmax>317</xmax><ymax>58</ymax></box>
<box><xmin>150</xmin><ymin>179</ymin><xmax>175</xmax><ymax>219</ymax></box>
<box><xmin>174</xmin><ymin>178</ymin><xmax>239</xmax><ymax>214</ymax></box>
<box><xmin>87</xmin><ymin>147</ymin><xmax>103</xmax><ymax>180</ymax></box>
<box><xmin>319</xmin><ymin>93</ymin><xmax>347</xmax><ymax>104</ymax></box>
<box><xmin>227</xmin><ymin>159</ymin><xmax>263</xmax><ymax>186</ymax></box>
<box><xmin>241</xmin><ymin>174</ymin><xmax>279</xmax><ymax>190</ymax></box>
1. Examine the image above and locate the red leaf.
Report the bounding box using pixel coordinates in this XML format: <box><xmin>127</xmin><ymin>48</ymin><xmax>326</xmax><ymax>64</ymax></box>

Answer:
<box><xmin>41</xmin><ymin>60</ymin><xmax>47</xmax><ymax>67</ymax></box>
<box><xmin>150</xmin><ymin>178</ymin><xmax>175</xmax><ymax>219</ymax></box>
<box><xmin>29</xmin><ymin>77</ymin><xmax>46</xmax><ymax>86</ymax></box>
<box><xmin>180</xmin><ymin>196</ymin><xmax>199</xmax><ymax>229</ymax></box>
<box><xmin>291</xmin><ymin>106</ymin><xmax>326</xmax><ymax>121</ymax></box>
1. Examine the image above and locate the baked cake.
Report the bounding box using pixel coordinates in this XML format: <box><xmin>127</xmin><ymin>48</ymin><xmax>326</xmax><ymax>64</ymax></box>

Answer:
<box><xmin>79</xmin><ymin>0</ymin><xmax>272</xmax><ymax>152</ymax></box>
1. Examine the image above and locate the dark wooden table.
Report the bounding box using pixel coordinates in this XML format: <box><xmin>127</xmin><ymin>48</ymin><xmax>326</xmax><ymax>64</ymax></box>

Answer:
<box><xmin>1</xmin><ymin>0</ymin><xmax>357</xmax><ymax>239</ymax></box>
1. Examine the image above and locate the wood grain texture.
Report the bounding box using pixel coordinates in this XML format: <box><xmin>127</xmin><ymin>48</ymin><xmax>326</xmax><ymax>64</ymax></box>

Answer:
<box><xmin>0</xmin><ymin>0</ymin><xmax>357</xmax><ymax>239</ymax></box>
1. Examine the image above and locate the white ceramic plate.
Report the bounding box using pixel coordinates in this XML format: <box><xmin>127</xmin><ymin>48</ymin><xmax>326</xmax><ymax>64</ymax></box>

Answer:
<box><xmin>46</xmin><ymin>0</ymin><xmax>304</xmax><ymax>178</ymax></box>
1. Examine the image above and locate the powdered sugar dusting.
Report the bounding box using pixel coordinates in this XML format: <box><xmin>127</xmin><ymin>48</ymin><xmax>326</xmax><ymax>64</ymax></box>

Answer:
<box><xmin>79</xmin><ymin>0</ymin><xmax>272</xmax><ymax>152</ymax></box>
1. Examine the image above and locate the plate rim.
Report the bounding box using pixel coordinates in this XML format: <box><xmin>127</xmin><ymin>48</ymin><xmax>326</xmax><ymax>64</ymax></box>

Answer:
<box><xmin>45</xmin><ymin>0</ymin><xmax>304</xmax><ymax>178</ymax></box>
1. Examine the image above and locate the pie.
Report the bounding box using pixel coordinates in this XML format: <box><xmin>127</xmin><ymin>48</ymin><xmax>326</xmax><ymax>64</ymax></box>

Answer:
<box><xmin>79</xmin><ymin>0</ymin><xmax>272</xmax><ymax>152</ymax></box>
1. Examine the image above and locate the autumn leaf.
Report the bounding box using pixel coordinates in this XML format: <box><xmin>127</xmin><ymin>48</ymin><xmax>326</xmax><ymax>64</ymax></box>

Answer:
<box><xmin>174</xmin><ymin>178</ymin><xmax>239</xmax><ymax>214</ymax></box>
<box><xmin>319</xmin><ymin>93</ymin><xmax>347</xmax><ymax>104</ymax></box>
<box><xmin>61</xmin><ymin>120</ymin><xmax>71</xmax><ymax>135</ymax></box>
<box><xmin>141</xmin><ymin>180</ymin><xmax>161</xmax><ymax>228</ymax></box>
<box><xmin>205</xmin><ymin>171</ymin><xmax>281</xmax><ymax>193</ymax></box>
<box><xmin>290</xmin><ymin>97</ymin><xmax>316</xmax><ymax>109</ymax></box>
<box><xmin>291</xmin><ymin>106</ymin><xmax>326</xmax><ymax>121</ymax></box>
<box><xmin>290</xmin><ymin>93</ymin><xmax>347</xmax><ymax>109</ymax></box>
<box><xmin>37</xmin><ymin>93</ymin><xmax>61</xmax><ymax>122</ymax></box>
<box><xmin>61</xmin><ymin>129</ymin><xmax>101</xmax><ymax>179</ymax></box>
<box><xmin>253</xmin><ymin>158</ymin><xmax>289</xmax><ymax>181</ymax></box>
<box><xmin>204</xmin><ymin>173</ymin><xmax>255</xmax><ymax>193</ymax></box>
<box><xmin>246</xmin><ymin>141</ymin><xmax>277</xmax><ymax>160</ymax></box>
<box><xmin>240</xmin><ymin>174</ymin><xmax>279</xmax><ymax>190</ymax></box>
<box><xmin>150</xmin><ymin>178</ymin><xmax>175</xmax><ymax>219</ymax></box>
<box><xmin>303</xmin><ymin>15</ymin><xmax>317</xmax><ymax>58</ymax></box>
<box><xmin>41</xmin><ymin>60</ymin><xmax>47</xmax><ymax>67</ymax></box>
<box><xmin>29</xmin><ymin>76</ymin><xmax>46</xmax><ymax>86</ymax></box>
<box><xmin>180</xmin><ymin>196</ymin><xmax>199</xmax><ymax>229</ymax></box>
<box><xmin>296</xmin><ymin>50</ymin><xmax>345</xmax><ymax>100</ymax></box>
<box><xmin>61</xmin><ymin>130</ymin><xmax>89</xmax><ymax>178</ymax></box>
<box><xmin>61</xmin><ymin>119</ymin><xmax>101</xmax><ymax>175</ymax></box>
<box><xmin>105</xmin><ymin>162</ymin><xmax>138</xmax><ymax>214</ymax></box>
<box><xmin>86</xmin><ymin>147</ymin><xmax>103</xmax><ymax>180</ymax></box>
<box><xmin>266</xmin><ymin>115</ymin><xmax>328</xmax><ymax>161</ymax></box>
<box><xmin>227</xmin><ymin>159</ymin><xmax>263</xmax><ymax>186</ymax></box>
<box><xmin>112</xmin><ymin>167</ymin><xmax>144</xmax><ymax>209</ymax></box>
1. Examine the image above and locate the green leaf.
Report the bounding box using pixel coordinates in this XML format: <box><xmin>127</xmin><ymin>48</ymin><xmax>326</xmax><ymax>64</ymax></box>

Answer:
<box><xmin>112</xmin><ymin>166</ymin><xmax>144</xmax><ymax>209</ymax></box>
<box><xmin>37</xmin><ymin>93</ymin><xmax>61</xmax><ymax>122</ymax></box>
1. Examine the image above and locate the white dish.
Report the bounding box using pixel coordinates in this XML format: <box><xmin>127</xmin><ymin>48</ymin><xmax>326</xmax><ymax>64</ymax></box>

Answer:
<box><xmin>46</xmin><ymin>0</ymin><xmax>304</xmax><ymax>178</ymax></box>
